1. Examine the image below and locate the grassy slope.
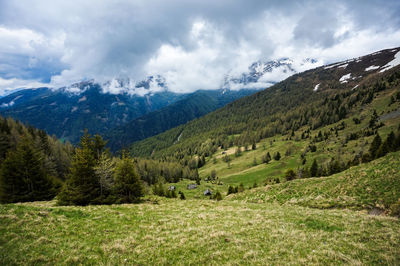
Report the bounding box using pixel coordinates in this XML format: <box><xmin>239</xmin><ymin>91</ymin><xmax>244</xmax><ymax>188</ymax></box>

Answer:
<box><xmin>1</xmin><ymin>198</ymin><xmax>400</xmax><ymax>265</ymax></box>
<box><xmin>1</xmin><ymin>152</ymin><xmax>400</xmax><ymax>264</ymax></box>
<box><xmin>229</xmin><ymin>151</ymin><xmax>400</xmax><ymax>214</ymax></box>
<box><xmin>195</xmin><ymin>86</ymin><xmax>400</xmax><ymax>196</ymax></box>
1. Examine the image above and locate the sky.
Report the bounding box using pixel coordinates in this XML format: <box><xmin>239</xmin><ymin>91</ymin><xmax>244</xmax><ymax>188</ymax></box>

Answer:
<box><xmin>0</xmin><ymin>0</ymin><xmax>400</xmax><ymax>95</ymax></box>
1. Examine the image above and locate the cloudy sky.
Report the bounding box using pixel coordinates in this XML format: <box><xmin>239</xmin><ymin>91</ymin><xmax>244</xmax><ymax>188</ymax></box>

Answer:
<box><xmin>1</xmin><ymin>0</ymin><xmax>400</xmax><ymax>95</ymax></box>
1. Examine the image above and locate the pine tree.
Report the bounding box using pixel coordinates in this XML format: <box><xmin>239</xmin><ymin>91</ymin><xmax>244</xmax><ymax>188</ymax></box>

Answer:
<box><xmin>376</xmin><ymin>140</ymin><xmax>389</xmax><ymax>158</ymax></box>
<box><xmin>369</xmin><ymin>134</ymin><xmax>382</xmax><ymax>158</ymax></box>
<box><xmin>179</xmin><ymin>191</ymin><xmax>186</xmax><ymax>200</ymax></box>
<box><xmin>266</xmin><ymin>152</ymin><xmax>271</xmax><ymax>163</ymax></box>
<box><xmin>214</xmin><ymin>191</ymin><xmax>222</xmax><ymax>201</ymax></box>
<box><xmin>386</xmin><ymin>131</ymin><xmax>396</xmax><ymax>152</ymax></box>
<box><xmin>57</xmin><ymin>135</ymin><xmax>99</xmax><ymax>206</ymax></box>
<box><xmin>0</xmin><ymin>138</ymin><xmax>55</xmax><ymax>203</ymax></box>
<box><xmin>113</xmin><ymin>155</ymin><xmax>144</xmax><ymax>203</ymax></box>
<box><xmin>273</xmin><ymin>151</ymin><xmax>281</xmax><ymax>161</ymax></box>
<box><xmin>369</xmin><ymin>110</ymin><xmax>379</xmax><ymax>129</ymax></box>
<box><xmin>310</xmin><ymin>159</ymin><xmax>318</xmax><ymax>177</ymax></box>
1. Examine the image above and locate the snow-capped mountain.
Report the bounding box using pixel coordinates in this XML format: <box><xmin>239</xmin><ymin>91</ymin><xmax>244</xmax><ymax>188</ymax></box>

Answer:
<box><xmin>223</xmin><ymin>58</ymin><xmax>320</xmax><ymax>90</ymax></box>
<box><xmin>45</xmin><ymin>57</ymin><xmax>320</xmax><ymax>97</ymax></box>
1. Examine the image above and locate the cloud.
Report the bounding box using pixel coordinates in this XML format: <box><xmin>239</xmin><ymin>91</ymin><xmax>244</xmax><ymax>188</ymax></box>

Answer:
<box><xmin>0</xmin><ymin>77</ymin><xmax>48</xmax><ymax>96</ymax></box>
<box><xmin>0</xmin><ymin>0</ymin><xmax>399</xmax><ymax>95</ymax></box>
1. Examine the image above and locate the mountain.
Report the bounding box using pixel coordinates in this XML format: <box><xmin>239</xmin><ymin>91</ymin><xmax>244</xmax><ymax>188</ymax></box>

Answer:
<box><xmin>0</xmin><ymin>81</ymin><xmax>186</xmax><ymax>143</ymax></box>
<box><xmin>128</xmin><ymin>47</ymin><xmax>400</xmax><ymax>159</ymax></box>
<box><xmin>223</xmin><ymin>57</ymin><xmax>319</xmax><ymax>90</ymax></box>
<box><xmin>104</xmin><ymin>89</ymin><xmax>257</xmax><ymax>151</ymax></box>
<box><xmin>0</xmin><ymin>56</ymin><xmax>312</xmax><ymax>144</ymax></box>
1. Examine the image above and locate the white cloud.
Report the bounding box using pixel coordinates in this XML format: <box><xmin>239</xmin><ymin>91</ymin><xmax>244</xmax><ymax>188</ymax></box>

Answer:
<box><xmin>0</xmin><ymin>0</ymin><xmax>399</xmax><ymax>94</ymax></box>
<box><xmin>0</xmin><ymin>77</ymin><xmax>49</xmax><ymax>96</ymax></box>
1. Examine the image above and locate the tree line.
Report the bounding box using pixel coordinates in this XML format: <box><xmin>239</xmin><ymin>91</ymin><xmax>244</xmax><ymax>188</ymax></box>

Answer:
<box><xmin>0</xmin><ymin>118</ymin><xmax>200</xmax><ymax>205</ymax></box>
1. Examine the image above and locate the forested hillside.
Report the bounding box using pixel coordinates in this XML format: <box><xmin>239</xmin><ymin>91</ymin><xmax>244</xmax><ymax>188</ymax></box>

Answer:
<box><xmin>128</xmin><ymin>47</ymin><xmax>400</xmax><ymax>162</ymax></box>
<box><xmin>105</xmin><ymin>89</ymin><xmax>256</xmax><ymax>151</ymax></box>
<box><xmin>0</xmin><ymin>117</ymin><xmax>199</xmax><ymax>205</ymax></box>
<box><xmin>0</xmin><ymin>116</ymin><xmax>73</xmax><ymax>203</ymax></box>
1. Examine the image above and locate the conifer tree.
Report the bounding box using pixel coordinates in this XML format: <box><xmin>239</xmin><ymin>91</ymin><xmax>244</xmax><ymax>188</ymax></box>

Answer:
<box><xmin>369</xmin><ymin>134</ymin><xmax>382</xmax><ymax>158</ymax></box>
<box><xmin>369</xmin><ymin>110</ymin><xmax>379</xmax><ymax>129</ymax></box>
<box><xmin>214</xmin><ymin>191</ymin><xmax>222</xmax><ymax>201</ymax></box>
<box><xmin>57</xmin><ymin>134</ymin><xmax>99</xmax><ymax>205</ymax></box>
<box><xmin>386</xmin><ymin>131</ymin><xmax>396</xmax><ymax>152</ymax></box>
<box><xmin>227</xmin><ymin>185</ymin><xmax>235</xmax><ymax>195</ymax></box>
<box><xmin>273</xmin><ymin>151</ymin><xmax>281</xmax><ymax>161</ymax></box>
<box><xmin>310</xmin><ymin>159</ymin><xmax>318</xmax><ymax>177</ymax></box>
<box><xmin>113</xmin><ymin>155</ymin><xmax>144</xmax><ymax>203</ymax></box>
<box><xmin>179</xmin><ymin>191</ymin><xmax>186</xmax><ymax>200</ymax></box>
<box><xmin>376</xmin><ymin>140</ymin><xmax>389</xmax><ymax>158</ymax></box>
<box><xmin>266</xmin><ymin>152</ymin><xmax>271</xmax><ymax>163</ymax></box>
<box><xmin>0</xmin><ymin>138</ymin><xmax>55</xmax><ymax>203</ymax></box>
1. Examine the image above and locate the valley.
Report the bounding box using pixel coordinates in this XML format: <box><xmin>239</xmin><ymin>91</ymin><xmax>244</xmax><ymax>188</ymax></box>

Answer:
<box><xmin>1</xmin><ymin>47</ymin><xmax>400</xmax><ymax>265</ymax></box>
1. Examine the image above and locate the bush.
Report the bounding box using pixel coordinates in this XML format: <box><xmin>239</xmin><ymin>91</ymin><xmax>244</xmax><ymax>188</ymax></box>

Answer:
<box><xmin>212</xmin><ymin>191</ymin><xmax>222</xmax><ymax>201</ymax></box>
<box><xmin>285</xmin><ymin>169</ymin><xmax>297</xmax><ymax>181</ymax></box>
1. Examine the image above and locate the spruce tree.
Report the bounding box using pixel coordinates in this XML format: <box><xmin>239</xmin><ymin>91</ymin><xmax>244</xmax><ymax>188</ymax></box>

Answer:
<box><xmin>57</xmin><ymin>135</ymin><xmax>99</xmax><ymax>205</ymax></box>
<box><xmin>113</xmin><ymin>155</ymin><xmax>144</xmax><ymax>203</ymax></box>
<box><xmin>266</xmin><ymin>152</ymin><xmax>271</xmax><ymax>163</ymax></box>
<box><xmin>369</xmin><ymin>134</ymin><xmax>382</xmax><ymax>158</ymax></box>
<box><xmin>0</xmin><ymin>138</ymin><xmax>55</xmax><ymax>203</ymax></box>
<box><xmin>179</xmin><ymin>191</ymin><xmax>186</xmax><ymax>200</ymax></box>
<box><xmin>376</xmin><ymin>140</ymin><xmax>389</xmax><ymax>158</ymax></box>
<box><xmin>386</xmin><ymin>131</ymin><xmax>396</xmax><ymax>152</ymax></box>
<box><xmin>214</xmin><ymin>191</ymin><xmax>222</xmax><ymax>201</ymax></box>
<box><xmin>369</xmin><ymin>110</ymin><xmax>379</xmax><ymax>129</ymax></box>
<box><xmin>273</xmin><ymin>152</ymin><xmax>281</xmax><ymax>161</ymax></box>
<box><xmin>310</xmin><ymin>159</ymin><xmax>318</xmax><ymax>177</ymax></box>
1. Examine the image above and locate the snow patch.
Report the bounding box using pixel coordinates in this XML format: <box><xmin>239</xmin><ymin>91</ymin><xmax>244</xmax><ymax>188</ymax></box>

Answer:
<box><xmin>352</xmin><ymin>85</ymin><xmax>359</xmax><ymax>90</ymax></box>
<box><xmin>71</xmin><ymin>106</ymin><xmax>78</xmax><ymax>112</ymax></box>
<box><xmin>0</xmin><ymin>100</ymin><xmax>14</xmax><ymax>108</ymax></box>
<box><xmin>379</xmin><ymin>51</ymin><xmax>400</xmax><ymax>72</ymax></box>
<box><xmin>339</xmin><ymin>73</ymin><xmax>352</xmax><ymax>83</ymax></box>
<box><xmin>12</xmin><ymin>95</ymin><xmax>23</xmax><ymax>102</ymax></box>
<box><xmin>365</xmin><ymin>65</ymin><xmax>380</xmax><ymax>71</ymax></box>
<box><xmin>324</xmin><ymin>59</ymin><xmax>353</xmax><ymax>70</ymax></box>
<box><xmin>78</xmin><ymin>96</ymin><xmax>87</xmax><ymax>102</ymax></box>
<box><xmin>324</xmin><ymin>62</ymin><xmax>343</xmax><ymax>69</ymax></box>
<box><xmin>313</xmin><ymin>83</ymin><xmax>320</xmax><ymax>92</ymax></box>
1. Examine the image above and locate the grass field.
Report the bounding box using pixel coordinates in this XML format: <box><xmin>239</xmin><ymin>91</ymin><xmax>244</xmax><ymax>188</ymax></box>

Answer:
<box><xmin>1</xmin><ymin>151</ymin><xmax>400</xmax><ymax>265</ymax></box>
<box><xmin>230</xmin><ymin>151</ymin><xmax>400</xmax><ymax>215</ymax></box>
<box><xmin>1</xmin><ymin>198</ymin><xmax>400</xmax><ymax>265</ymax></box>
